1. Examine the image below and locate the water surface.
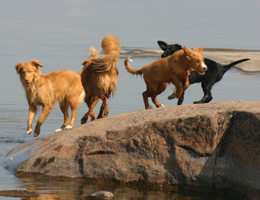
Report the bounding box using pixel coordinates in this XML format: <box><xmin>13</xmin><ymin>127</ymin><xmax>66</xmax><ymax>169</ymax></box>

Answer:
<box><xmin>1</xmin><ymin>0</ymin><xmax>260</xmax><ymax>199</ymax></box>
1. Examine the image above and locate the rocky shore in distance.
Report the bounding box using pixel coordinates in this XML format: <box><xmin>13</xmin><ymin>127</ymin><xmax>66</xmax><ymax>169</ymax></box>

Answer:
<box><xmin>120</xmin><ymin>47</ymin><xmax>260</xmax><ymax>72</ymax></box>
<box><xmin>203</xmin><ymin>50</ymin><xmax>260</xmax><ymax>72</ymax></box>
<box><xmin>3</xmin><ymin>101</ymin><xmax>260</xmax><ymax>200</ymax></box>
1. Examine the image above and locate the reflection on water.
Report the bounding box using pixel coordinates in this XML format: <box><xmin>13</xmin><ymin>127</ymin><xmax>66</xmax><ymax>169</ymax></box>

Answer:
<box><xmin>3</xmin><ymin>177</ymin><xmax>227</xmax><ymax>200</ymax></box>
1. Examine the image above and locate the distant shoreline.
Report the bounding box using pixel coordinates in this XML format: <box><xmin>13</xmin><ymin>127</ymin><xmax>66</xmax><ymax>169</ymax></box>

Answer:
<box><xmin>120</xmin><ymin>47</ymin><xmax>260</xmax><ymax>72</ymax></box>
<box><xmin>203</xmin><ymin>50</ymin><xmax>260</xmax><ymax>72</ymax></box>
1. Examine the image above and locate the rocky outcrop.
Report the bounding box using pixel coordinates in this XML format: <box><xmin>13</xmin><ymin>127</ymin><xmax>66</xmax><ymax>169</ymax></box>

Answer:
<box><xmin>4</xmin><ymin>101</ymin><xmax>260</xmax><ymax>199</ymax></box>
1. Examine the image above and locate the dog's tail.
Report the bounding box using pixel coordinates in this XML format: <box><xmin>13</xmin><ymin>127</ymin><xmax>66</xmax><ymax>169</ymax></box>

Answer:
<box><xmin>223</xmin><ymin>58</ymin><xmax>250</xmax><ymax>72</ymax></box>
<box><xmin>124</xmin><ymin>57</ymin><xmax>143</xmax><ymax>75</ymax></box>
<box><xmin>102</xmin><ymin>35</ymin><xmax>120</xmax><ymax>57</ymax></box>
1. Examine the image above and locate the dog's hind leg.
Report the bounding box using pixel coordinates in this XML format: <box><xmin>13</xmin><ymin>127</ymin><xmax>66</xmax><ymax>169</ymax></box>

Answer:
<box><xmin>26</xmin><ymin>105</ymin><xmax>37</xmax><ymax>135</ymax></box>
<box><xmin>97</xmin><ymin>96</ymin><xmax>108</xmax><ymax>118</ymax></box>
<box><xmin>34</xmin><ymin>105</ymin><xmax>53</xmax><ymax>137</ymax></box>
<box><xmin>151</xmin><ymin>95</ymin><xmax>165</xmax><ymax>108</ymax></box>
<box><xmin>81</xmin><ymin>96</ymin><xmax>99</xmax><ymax>124</ymax></box>
<box><xmin>55</xmin><ymin>101</ymin><xmax>70</xmax><ymax>133</ymax></box>
<box><xmin>142</xmin><ymin>90</ymin><xmax>153</xmax><ymax>109</ymax></box>
<box><xmin>194</xmin><ymin>81</ymin><xmax>213</xmax><ymax>104</ymax></box>
<box><xmin>151</xmin><ymin>83</ymin><xmax>167</xmax><ymax>108</ymax></box>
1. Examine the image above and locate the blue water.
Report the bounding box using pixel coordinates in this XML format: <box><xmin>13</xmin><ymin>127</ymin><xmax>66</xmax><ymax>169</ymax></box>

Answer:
<box><xmin>1</xmin><ymin>0</ymin><xmax>260</xmax><ymax>199</ymax></box>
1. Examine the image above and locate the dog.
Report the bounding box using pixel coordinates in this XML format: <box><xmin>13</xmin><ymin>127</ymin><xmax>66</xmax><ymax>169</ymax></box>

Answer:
<box><xmin>80</xmin><ymin>35</ymin><xmax>120</xmax><ymax>124</ymax></box>
<box><xmin>124</xmin><ymin>46</ymin><xmax>207</xmax><ymax>109</ymax></box>
<box><xmin>158</xmin><ymin>40</ymin><xmax>250</xmax><ymax>105</ymax></box>
<box><xmin>15</xmin><ymin>60</ymin><xmax>84</xmax><ymax>137</ymax></box>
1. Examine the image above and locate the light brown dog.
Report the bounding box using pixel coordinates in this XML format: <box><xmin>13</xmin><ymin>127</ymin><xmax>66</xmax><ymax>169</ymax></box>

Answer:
<box><xmin>124</xmin><ymin>46</ymin><xmax>207</xmax><ymax>109</ymax></box>
<box><xmin>15</xmin><ymin>60</ymin><xmax>84</xmax><ymax>137</ymax></box>
<box><xmin>81</xmin><ymin>35</ymin><xmax>120</xmax><ymax>124</ymax></box>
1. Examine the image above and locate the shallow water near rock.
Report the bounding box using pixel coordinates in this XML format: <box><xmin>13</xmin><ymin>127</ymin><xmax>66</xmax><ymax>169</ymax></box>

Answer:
<box><xmin>1</xmin><ymin>57</ymin><xmax>259</xmax><ymax>199</ymax></box>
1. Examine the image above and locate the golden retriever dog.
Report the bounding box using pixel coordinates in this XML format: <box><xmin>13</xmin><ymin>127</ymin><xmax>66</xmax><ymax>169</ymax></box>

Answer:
<box><xmin>124</xmin><ymin>46</ymin><xmax>207</xmax><ymax>109</ymax></box>
<box><xmin>81</xmin><ymin>35</ymin><xmax>120</xmax><ymax>124</ymax></box>
<box><xmin>15</xmin><ymin>60</ymin><xmax>84</xmax><ymax>137</ymax></box>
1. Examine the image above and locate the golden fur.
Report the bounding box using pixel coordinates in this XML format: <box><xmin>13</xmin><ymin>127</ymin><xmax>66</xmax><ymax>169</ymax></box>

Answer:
<box><xmin>124</xmin><ymin>46</ymin><xmax>207</xmax><ymax>109</ymax></box>
<box><xmin>81</xmin><ymin>35</ymin><xmax>120</xmax><ymax>123</ymax></box>
<box><xmin>15</xmin><ymin>60</ymin><xmax>84</xmax><ymax>137</ymax></box>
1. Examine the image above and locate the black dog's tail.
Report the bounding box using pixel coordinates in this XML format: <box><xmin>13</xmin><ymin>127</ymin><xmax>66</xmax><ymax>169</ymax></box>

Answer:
<box><xmin>223</xmin><ymin>58</ymin><xmax>250</xmax><ymax>73</ymax></box>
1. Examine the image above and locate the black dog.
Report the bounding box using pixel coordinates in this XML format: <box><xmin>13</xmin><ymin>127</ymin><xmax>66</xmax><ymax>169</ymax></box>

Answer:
<box><xmin>158</xmin><ymin>40</ymin><xmax>250</xmax><ymax>105</ymax></box>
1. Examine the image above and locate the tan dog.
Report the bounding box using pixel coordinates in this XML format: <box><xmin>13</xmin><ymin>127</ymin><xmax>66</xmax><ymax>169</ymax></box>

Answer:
<box><xmin>81</xmin><ymin>35</ymin><xmax>120</xmax><ymax>123</ymax></box>
<box><xmin>15</xmin><ymin>60</ymin><xmax>84</xmax><ymax>137</ymax></box>
<box><xmin>124</xmin><ymin>46</ymin><xmax>207</xmax><ymax>109</ymax></box>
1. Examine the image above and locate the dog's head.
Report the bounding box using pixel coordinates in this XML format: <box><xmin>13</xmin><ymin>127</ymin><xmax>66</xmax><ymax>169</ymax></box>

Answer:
<box><xmin>158</xmin><ymin>40</ymin><xmax>183</xmax><ymax>58</ymax></box>
<box><xmin>15</xmin><ymin>60</ymin><xmax>43</xmax><ymax>87</ymax></box>
<box><xmin>183</xmin><ymin>46</ymin><xmax>207</xmax><ymax>75</ymax></box>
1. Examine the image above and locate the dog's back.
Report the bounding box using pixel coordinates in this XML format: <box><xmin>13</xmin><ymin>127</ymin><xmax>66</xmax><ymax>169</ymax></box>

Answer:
<box><xmin>45</xmin><ymin>70</ymin><xmax>84</xmax><ymax>103</ymax></box>
<box><xmin>24</xmin><ymin>69</ymin><xmax>83</xmax><ymax>106</ymax></box>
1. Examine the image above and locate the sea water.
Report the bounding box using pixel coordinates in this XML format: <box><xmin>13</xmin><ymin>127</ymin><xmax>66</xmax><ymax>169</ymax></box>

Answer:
<box><xmin>1</xmin><ymin>0</ymin><xmax>260</xmax><ymax>199</ymax></box>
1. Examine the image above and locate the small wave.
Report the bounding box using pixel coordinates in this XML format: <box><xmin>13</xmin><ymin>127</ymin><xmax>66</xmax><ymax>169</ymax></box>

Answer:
<box><xmin>120</xmin><ymin>47</ymin><xmax>163</xmax><ymax>58</ymax></box>
<box><xmin>0</xmin><ymin>137</ymin><xmax>26</xmax><ymax>144</ymax></box>
<box><xmin>119</xmin><ymin>47</ymin><xmax>260</xmax><ymax>73</ymax></box>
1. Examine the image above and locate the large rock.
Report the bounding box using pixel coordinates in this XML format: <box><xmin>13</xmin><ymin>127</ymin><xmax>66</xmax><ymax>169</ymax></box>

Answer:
<box><xmin>4</xmin><ymin>101</ymin><xmax>260</xmax><ymax>199</ymax></box>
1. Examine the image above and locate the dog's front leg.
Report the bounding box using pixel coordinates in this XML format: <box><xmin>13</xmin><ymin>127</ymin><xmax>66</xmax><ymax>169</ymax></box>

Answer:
<box><xmin>34</xmin><ymin>105</ymin><xmax>52</xmax><ymax>137</ymax></box>
<box><xmin>176</xmin><ymin>79</ymin><xmax>189</xmax><ymax>104</ymax></box>
<box><xmin>26</xmin><ymin>105</ymin><xmax>37</xmax><ymax>135</ymax></box>
<box><xmin>171</xmin><ymin>79</ymin><xmax>183</xmax><ymax>100</ymax></box>
<box><xmin>169</xmin><ymin>80</ymin><xmax>186</xmax><ymax>105</ymax></box>
<box><xmin>177</xmin><ymin>93</ymin><xmax>185</xmax><ymax>105</ymax></box>
<box><xmin>182</xmin><ymin>77</ymin><xmax>190</xmax><ymax>91</ymax></box>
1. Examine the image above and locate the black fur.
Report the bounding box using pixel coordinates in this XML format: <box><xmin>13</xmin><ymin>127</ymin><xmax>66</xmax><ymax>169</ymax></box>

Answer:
<box><xmin>158</xmin><ymin>40</ymin><xmax>250</xmax><ymax>105</ymax></box>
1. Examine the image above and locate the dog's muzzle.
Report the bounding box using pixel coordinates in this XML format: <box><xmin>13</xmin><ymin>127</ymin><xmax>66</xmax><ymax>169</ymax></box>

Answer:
<box><xmin>202</xmin><ymin>63</ymin><xmax>207</xmax><ymax>71</ymax></box>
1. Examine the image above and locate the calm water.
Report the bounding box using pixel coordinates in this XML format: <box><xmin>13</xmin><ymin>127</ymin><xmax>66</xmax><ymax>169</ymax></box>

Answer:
<box><xmin>1</xmin><ymin>0</ymin><xmax>260</xmax><ymax>199</ymax></box>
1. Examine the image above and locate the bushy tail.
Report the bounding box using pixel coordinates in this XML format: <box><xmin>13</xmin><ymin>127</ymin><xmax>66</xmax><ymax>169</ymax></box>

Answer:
<box><xmin>101</xmin><ymin>35</ymin><xmax>120</xmax><ymax>57</ymax></box>
<box><xmin>223</xmin><ymin>58</ymin><xmax>250</xmax><ymax>72</ymax></box>
<box><xmin>80</xmin><ymin>47</ymin><xmax>100</xmax><ymax>74</ymax></box>
<box><xmin>81</xmin><ymin>35</ymin><xmax>120</xmax><ymax>75</ymax></box>
<box><xmin>124</xmin><ymin>57</ymin><xmax>143</xmax><ymax>75</ymax></box>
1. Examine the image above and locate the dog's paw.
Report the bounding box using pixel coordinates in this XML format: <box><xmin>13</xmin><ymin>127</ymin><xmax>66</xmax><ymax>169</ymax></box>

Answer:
<box><xmin>168</xmin><ymin>94</ymin><xmax>176</xmax><ymax>100</ymax></box>
<box><xmin>146</xmin><ymin>105</ymin><xmax>153</xmax><ymax>109</ymax></box>
<box><xmin>55</xmin><ymin>128</ymin><xmax>63</xmax><ymax>133</ymax></box>
<box><xmin>160</xmin><ymin>104</ymin><xmax>165</xmax><ymax>107</ymax></box>
<box><xmin>26</xmin><ymin>129</ymin><xmax>32</xmax><ymax>135</ymax></box>
<box><xmin>81</xmin><ymin>116</ymin><xmax>88</xmax><ymax>124</ymax></box>
<box><xmin>33</xmin><ymin>132</ymin><xmax>40</xmax><ymax>137</ymax></box>
<box><xmin>65</xmin><ymin>125</ymin><xmax>73</xmax><ymax>130</ymax></box>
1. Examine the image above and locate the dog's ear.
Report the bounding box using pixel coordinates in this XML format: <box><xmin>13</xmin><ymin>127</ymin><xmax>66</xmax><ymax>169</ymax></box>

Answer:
<box><xmin>15</xmin><ymin>62</ymin><xmax>24</xmax><ymax>74</ymax></box>
<box><xmin>193</xmin><ymin>47</ymin><xmax>204</xmax><ymax>53</ymax></box>
<box><xmin>183</xmin><ymin>46</ymin><xmax>192</xmax><ymax>56</ymax></box>
<box><xmin>157</xmin><ymin>40</ymin><xmax>168</xmax><ymax>51</ymax></box>
<box><xmin>30</xmin><ymin>60</ymin><xmax>43</xmax><ymax>68</ymax></box>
